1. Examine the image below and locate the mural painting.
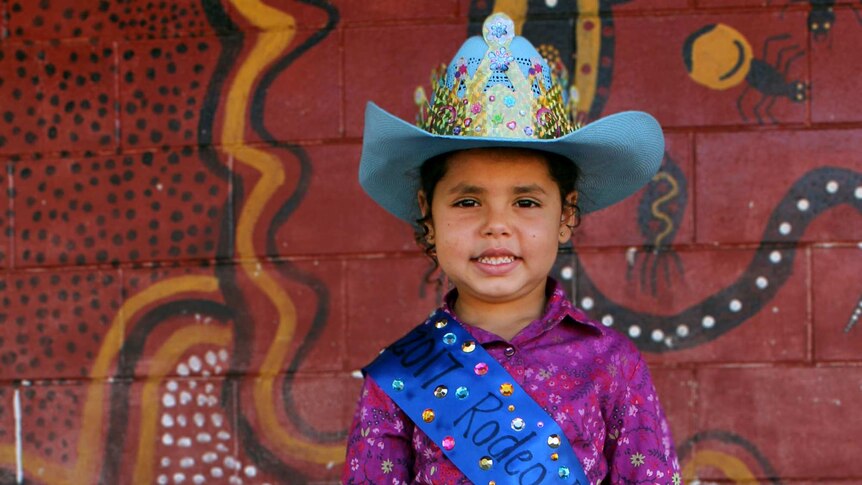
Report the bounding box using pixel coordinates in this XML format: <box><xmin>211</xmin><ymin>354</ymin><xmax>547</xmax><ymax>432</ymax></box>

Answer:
<box><xmin>0</xmin><ymin>0</ymin><xmax>859</xmax><ymax>484</ymax></box>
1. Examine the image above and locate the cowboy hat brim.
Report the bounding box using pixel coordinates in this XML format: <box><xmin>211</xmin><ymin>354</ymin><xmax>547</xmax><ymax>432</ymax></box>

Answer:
<box><xmin>359</xmin><ymin>101</ymin><xmax>664</xmax><ymax>225</ymax></box>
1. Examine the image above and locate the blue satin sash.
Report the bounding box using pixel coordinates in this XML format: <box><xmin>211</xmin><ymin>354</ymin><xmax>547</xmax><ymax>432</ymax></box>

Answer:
<box><xmin>364</xmin><ymin>309</ymin><xmax>589</xmax><ymax>485</ymax></box>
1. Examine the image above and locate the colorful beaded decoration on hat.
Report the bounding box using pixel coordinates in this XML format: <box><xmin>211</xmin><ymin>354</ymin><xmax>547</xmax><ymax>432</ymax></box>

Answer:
<box><xmin>415</xmin><ymin>13</ymin><xmax>574</xmax><ymax>140</ymax></box>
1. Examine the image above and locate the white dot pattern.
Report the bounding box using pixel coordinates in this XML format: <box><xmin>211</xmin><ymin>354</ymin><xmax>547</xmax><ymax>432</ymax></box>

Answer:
<box><xmin>156</xmin><ymin>349</ymin><xmax>259</xmax><ymax>484</ymax></box>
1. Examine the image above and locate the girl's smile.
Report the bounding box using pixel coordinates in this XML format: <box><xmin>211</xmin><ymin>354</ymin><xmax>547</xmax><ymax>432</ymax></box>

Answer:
<box><xmin>421</xmin><ymin>148</ymin><xmax>577</xmax><ymax>337</ymax></box>
<box><xmin>473</xmin><ymin>247</ymin><xmax>518</xmax><ymax>273</ymax></box>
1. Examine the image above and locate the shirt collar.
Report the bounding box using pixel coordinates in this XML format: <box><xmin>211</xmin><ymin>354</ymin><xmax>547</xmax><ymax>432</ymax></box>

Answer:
<box><xmin>441</xmin><ymin>278</ymin><xmax>604</xmax><ymax>344</ymax></box>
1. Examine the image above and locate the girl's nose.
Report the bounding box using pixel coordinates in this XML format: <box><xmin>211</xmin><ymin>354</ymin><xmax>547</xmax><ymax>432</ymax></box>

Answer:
<box><xmin>481</xmin><ymin>208</ymin><xmax>511</xmax><ymax>237</ymax></box>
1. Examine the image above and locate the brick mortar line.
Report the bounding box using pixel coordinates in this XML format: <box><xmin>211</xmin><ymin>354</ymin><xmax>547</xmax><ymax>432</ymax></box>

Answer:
<box><xmin>650</xmin><ymin>361</ymin><xmax>862</xmax><ymax>369</ymax></box>
<box><xmin>6</xmin><ymin>119</ymin><xmax>862</xmax><ymax>162</ymax></box>
<box><xmin>3</xmin><ymin>360</ymin><xmax>861</xmax><ymax>386</ymax></box>
<box><xmin>0</xmin><ymin>370</ymin><xmax>358</xmax><ymax>387</ymax></box>
<box><xmin>1</xmin><ymin>239</ymin><xmax>859</xmax><ymax>273</ymax></box>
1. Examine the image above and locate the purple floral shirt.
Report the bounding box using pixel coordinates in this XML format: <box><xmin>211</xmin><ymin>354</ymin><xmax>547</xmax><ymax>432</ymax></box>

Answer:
<box><xmin>343</xmin><ymin>279</ymin><xmax>681</xmax><ymax>484</ymax></box>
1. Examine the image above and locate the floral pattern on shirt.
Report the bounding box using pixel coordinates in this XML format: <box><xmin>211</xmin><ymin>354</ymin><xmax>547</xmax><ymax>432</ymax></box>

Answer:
<box><xmin>343</xmin><ymin>279</ymin><xmax>682</xmax><ymax>485</ymax></box>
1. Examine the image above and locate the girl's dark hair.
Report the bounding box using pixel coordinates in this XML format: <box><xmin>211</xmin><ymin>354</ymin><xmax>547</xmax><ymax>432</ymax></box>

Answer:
<box><xmin>414</xmin><ymin>148</ymin><xmax>581</xmax><ymax>264</ymax></box>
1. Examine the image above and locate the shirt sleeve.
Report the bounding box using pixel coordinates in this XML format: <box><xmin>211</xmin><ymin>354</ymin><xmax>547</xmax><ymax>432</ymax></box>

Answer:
<box><xmin>603</xmin><ymin>344</ymin><xmax>682</xmax><ymax>485</ymax></box>
<box><xmin>342</xmin><ymin>375</ymin><xmax>415</xmax><ymax>484</ymax></box>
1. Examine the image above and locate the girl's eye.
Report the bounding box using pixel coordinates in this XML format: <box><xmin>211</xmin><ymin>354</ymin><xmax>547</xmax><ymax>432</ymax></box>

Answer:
<box><xmin>515</xmin><ymin>199</ymin><xmax>540</xmax><ymax>208</ymax></box>
<box><xmin>453</xmin><ymin>199</ymin><xmax>479</xmax><ymax>208</ymax></box>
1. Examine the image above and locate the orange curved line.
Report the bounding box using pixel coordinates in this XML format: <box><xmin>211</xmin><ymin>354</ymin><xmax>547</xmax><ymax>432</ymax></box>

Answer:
<box><xmin>575</xmin><ymin>0</ymin><xmax>600</xmax><ymax>119</ymax></box>
<box><xmin>223</xmin><ymin>0</ymin><xmax>344</xmax><ymax>465</ymax></box>
<box><xmin>0</xmin><ymin>276</ymin><xmax>220</xmax><ymax>483</ymax></box>
<box><xmin>133</xmin><ymin>325</ymin><xmax>233</xmax><ymax>485</ymax></box>
<box><xmin>0</xmin><ymin>446</ymin><xmax>71</xmax><ymax>485</ymax></box>
<box><xmin>74</xmin><ymin>275</ymin><xmax>220</xmax><ymax>481</ymax></box>
<box><xmin>682</xmin><ymin>449</ymin><xmax>757</xmax><ymax>483</ymax></box>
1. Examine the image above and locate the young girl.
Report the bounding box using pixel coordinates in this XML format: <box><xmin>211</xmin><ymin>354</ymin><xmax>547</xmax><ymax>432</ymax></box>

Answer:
<box><xmin>344</xmin><ymin>13</ymin><xmax>681</xmax><ymax>485</ymax></box>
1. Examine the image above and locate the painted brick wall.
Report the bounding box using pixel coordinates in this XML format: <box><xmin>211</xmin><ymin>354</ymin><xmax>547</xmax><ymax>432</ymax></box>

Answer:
<box><xmin>0</xmin><ymin>1</ymin><xmax>859</xmax><ymax>484</ymax></box>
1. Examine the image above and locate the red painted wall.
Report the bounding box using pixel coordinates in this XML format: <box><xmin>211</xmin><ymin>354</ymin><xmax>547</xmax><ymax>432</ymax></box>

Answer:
<box><xmin>0</xmin><ymin>1</ymin><xmax>860</xmax><ymax>483</ymax></box>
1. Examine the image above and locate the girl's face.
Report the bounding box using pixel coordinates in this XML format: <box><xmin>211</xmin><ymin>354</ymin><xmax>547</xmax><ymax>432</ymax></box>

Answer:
<box><xmin>422</xmin><ymin>148</ymin><xmax>576</xmax><ymax>310</ymax></box>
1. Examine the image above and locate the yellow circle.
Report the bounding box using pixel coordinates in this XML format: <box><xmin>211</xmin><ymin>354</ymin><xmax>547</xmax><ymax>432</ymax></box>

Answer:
<box><xmin>683</xmin><ymin>23</ymin><xmax>752</xmax><ymax>90</ymax></box>
<box><xmin>422</xmin><ymin>409</ymin><xmax>435</xmax><ymax>423</ymax></box>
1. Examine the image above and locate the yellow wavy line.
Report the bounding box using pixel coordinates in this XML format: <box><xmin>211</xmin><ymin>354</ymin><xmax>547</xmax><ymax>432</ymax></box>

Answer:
<box><xmin>576</xmin><ymin>0</ymin><xmax>600</xmax><ymax>119</ymax></box>
<box><xmin>649</xmin><ymin>172</ymin><xmax>679</xmax><ymax>247</ymax></box>
<box><xmin>683</xmin><ymin>449</ymin><xmax>757</xmax><ymax>483</ymax></box>
<box><xmin>133</xmin><ymin>325</ymin><xmax>233</xmax><ymax>485</ymax></box>
<box><xmin>0</xmin><ymin>446</ymin><xmax>70</xmax><ymax>484</ymax></box>
<box><xmin>493</xmin><ymin>0</ymin><xmax>528</xmax><ymax>34</ymax></box>
<box><xmin>4</xmin><ymin>276</ymin><xmax>219</xmax><ymax>483</ymax></box>
<box><xmin>223</xmin><ymin>0</ymin><xmax>343</xmax><ymax>464</ymax></box>
<box><xmin>492</xmin><ymin>0</ymin><xmax>599</xmax><ymax>118</ymax></box>
<box><xmin>74</xmin><ymin>275</ymin><xmax>220</xmax><ymax>480</ymax></box>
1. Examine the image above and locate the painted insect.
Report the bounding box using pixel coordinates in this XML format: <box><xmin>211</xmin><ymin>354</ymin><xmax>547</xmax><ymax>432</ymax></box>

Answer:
<box><xmin>737</xmin><ymin>34</ymin><xmax>807</xmax><ymax>124</ymax></box>
<box><xmin>772</xmin><ymin>0</ymin><xmax>862</xmax><ymax>43</ymax></box>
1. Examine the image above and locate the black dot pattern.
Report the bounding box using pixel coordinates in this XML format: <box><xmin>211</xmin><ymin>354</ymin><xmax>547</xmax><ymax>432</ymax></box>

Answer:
<box><xmin>0</xmin><ymin>40</ymin><xmax>117</xmax><ymax>155</ymax></box>
<box><xmin>5</xmin><ymin>0</ymin><xmax>226</xmax><ymax>40</ymax></box>
<box><xmin>18</xmin><ymin>383</ymin><xmax>87</xmax><ymax>466</ymax></box>
<box><xmin>119</xmin><ymin>38</ymin><xmax>216</xmax><ymax>149</ymax></box>
<box><xmin>0</xmin><ymin>271</ymin><xmax>119</xmax><ymax>380</ymax></box>
<box><xmin>0</xmin><ymin>167</ymin><xmax>7</xmax><ymax>266</ymax></box>
<box><xmin>10</xmin><ymin>149</ymin><xmax>225</xmax><ymax>267</ymax></box>
<box><xmin>1</xmin><ymin>1</ymin><xmax>224</xmax><ymax>159</ymax></box>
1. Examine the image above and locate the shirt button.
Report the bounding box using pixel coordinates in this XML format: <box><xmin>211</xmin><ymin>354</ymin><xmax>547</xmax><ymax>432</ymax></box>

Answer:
<box><xmin>504</xmin><ymin>346</ymin><xmax>515</xmax><ymax>357</ymax></box>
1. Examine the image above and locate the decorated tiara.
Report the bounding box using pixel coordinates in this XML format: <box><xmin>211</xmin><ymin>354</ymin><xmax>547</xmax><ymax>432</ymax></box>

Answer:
<box><xmin>414</xmin><ymin>13</ymin><xmax>576</xmax><ymax>140</ymax></box>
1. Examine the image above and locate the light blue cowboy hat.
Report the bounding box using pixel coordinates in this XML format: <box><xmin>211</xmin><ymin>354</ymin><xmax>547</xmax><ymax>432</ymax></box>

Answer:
<box><xmin>359</xmin><ymin>13</ymin><xmax>664</xmax><ymax>225</ymax></box>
